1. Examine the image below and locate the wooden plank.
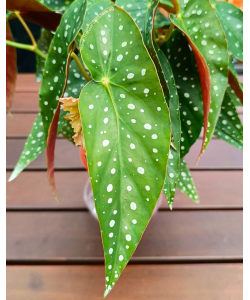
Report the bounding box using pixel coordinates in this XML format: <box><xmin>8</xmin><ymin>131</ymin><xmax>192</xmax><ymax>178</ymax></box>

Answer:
<box><xmin>10</xmin><ymin>93</ymin><xmax>39</xmax><ymax>113</ymax></box>
<box><xmin>6</xmin><ymin>211</ymin><xmax>243</xmax><ymax>260</ymax></box>
<box><xmin>6</xmin><ymin>113</ymin><xmax>243</xmax><ymax>137</ymax></box>
<box><xmin>6</xmin><ymin>139</ymin><xmax>243</xmax><ymax>170</ymax></box>
<box><xmin>6</xmin><ymin>264</ymin><xmax>243</xmax><ymax>300</ymax></box>
<box><xmin>15</xmin><ymin>74</ymin><xmax>40</xmax><ymax>92</ymax></box>
<box><xmin>6</xmin><ymin>171</ymin><xmax>243</xmax><ymax>209</ymax></box>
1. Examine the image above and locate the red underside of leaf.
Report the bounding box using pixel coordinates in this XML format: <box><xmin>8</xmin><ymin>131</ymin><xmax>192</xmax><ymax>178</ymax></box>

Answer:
<box><xmin>6</xmin><ymin>22</ymin><xmax>17</xmax><ymax>110</ymax></box>
<box><xmin>228</xmin><ymin>69</ymin><xmax>243</xmax><ymax>105</ymax></box>
<box><xmin>20</xmin><ymin>11</ymin><xmax>61</xmax><ymax>31</ymax></box>
<box><xmin>46</xmin><ymin>103</ymin><xmax>60</xmax><ymax>202</ymax></box>
<box><xmin>80</xmin><ymin>147</ymin><xmax>88</xmax><ymax>170</ymax></box>
<box><xmin>185</xmin><ymin>35</ymin><xmax>211</xmax><ymax>162</ymax></box>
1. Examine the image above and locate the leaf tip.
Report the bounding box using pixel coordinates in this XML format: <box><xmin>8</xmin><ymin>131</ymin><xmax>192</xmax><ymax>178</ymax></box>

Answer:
<box><xmin>169</xmin><ymin>202</ymin><xmax>173</xmax><ymax>210</ymax></box>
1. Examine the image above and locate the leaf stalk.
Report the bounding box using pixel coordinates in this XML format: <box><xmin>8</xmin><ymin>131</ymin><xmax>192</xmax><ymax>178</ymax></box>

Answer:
<box><xmin>70</xmin><ymin>52</ymin><xmax>92</xmax><ymax>82</ymax></box>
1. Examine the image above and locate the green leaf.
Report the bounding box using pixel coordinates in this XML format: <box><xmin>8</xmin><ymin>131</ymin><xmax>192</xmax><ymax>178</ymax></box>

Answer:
<box><xmin>6</xmin><ymin>19</ymin><xmax>17</xmax><ymax>110</ymax></box>
<box><xmin>39</xmin><ymin>0</ymin><xmax>87</xmax><ymax>141</ymax></box>
<box><xmin>82</xmin><ymin>0</ymin><xmax>114</xmax><ymax>32</ymax></box>
<box><xmin>154</xmin><ymin>8</ymin><xmax>171</xmax><ymax>29</ymax></box>
<box><xmin>161</xmin><ymin>29</ymin><xmax>203</xmax><ymax>158</ymax></box>
<box><xmin>79</xmin><ymin>6</ymin><xmax>171</xmax><ymax>296</ymax></box>
<box><xmin>170</xmin><ymin>0</ymin><xmax>228</xmax><ymax>160</ymax></box>
<box><xmin>36</xmin><ymin>29</ymin><xmax>54</xmax><ymax>82</ymax></box>
<box><xmin>155</xmin><ymin>44</ymin><xmax>180</xmax><ymax>210</ymax></box>
<box><xmin>228</xmin><ymin>54</ymin><xmax>243</xmax><ymax>104</ymax></box>
<box><xmin>227</xmin><ymin>85</ymin><xmax>242</xmax><ymax>107</ymax></box>
<box><xmin>38</xmin><ymin>0</ymin><xmax>75</xmax><ymax>11</ymax></box>
<box><xmin>177</xmin><ymin>159</ymin><xmax>198</xmax><ymax>202</ymax></box>
<box><xmin>214</xmin><ymin>87</ymin><xmax>243</xmax><ymax>150</ymax></box>
<box><xmin>9</xmin><ymin>113</ymin><xmax>46</xmax><ymax>181</ymax></box>
<box><xmin>213</xmin><ymin>1</ymin><xmax>243</xmax><ymax>62</ymax></box>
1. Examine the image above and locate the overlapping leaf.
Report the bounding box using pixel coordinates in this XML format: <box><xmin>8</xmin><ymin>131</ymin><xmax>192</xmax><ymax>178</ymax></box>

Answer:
<box><xmin>36</xmin><ymin>29</ymin><xmax>53</xmax><ymax>82</ymax></box>
<box><xmin>79</xmin><ymin>6</ymin><xmax>171</xmax><ymax>296</ymax></box>
<box><xmin>38</xmin><ymin>0</ymin><xmax>75</xmax><ymax>11</ymax></box>
<box><xmin>177</xmin><ymin>159</ymin><xmax>198</xmax><ymax>202</ymax></box>
<box><xmin>154</xmin><ymin>8</ymin><xmax>171</xmax><ymax>29</ymax></box>
<box><xmin>161</xmin><ymin>30</ymin><xmax>203</xmax><ymax>157</ymax></box>
<box><xmin>228</xmin><ymin>54</ymin><xmax>243</xmax><ymax>104</ymax></box>
<box><xmin>39</xmin><ymin>0</ymin><xmax>87</xmax><ymax>140</ymax></box>
<box><xmin>9</xmin><ymin>114</ymin><xmax>46</xmax><ymax>181</ymax></box>
<box><xmin>170</xmin><ymin>0</ymin><xmax>228</xmax><ymax>160</ymax></box>
<box><xmin>6</xmin><ymin>20</ymin><xmax>17</xmax><ymax>110</ymax></box>
<box><xmin>214</xmin><ymin>87</ymin><xmax>243</xmax><ymax>150</ymax></box>
<box><xmin>212</xmin><ymin>0</ymin><xmax>243</xmax><ymax>62</ymax></box>
<box><xmin>6</xmin><ymin>0</ymin><xmax>62</xmax><ymax>31</ymax></box>
<box><xmin>159</xmin><ymin>0</ymin><xmax>175</xmax><ymax>13</ymax></box>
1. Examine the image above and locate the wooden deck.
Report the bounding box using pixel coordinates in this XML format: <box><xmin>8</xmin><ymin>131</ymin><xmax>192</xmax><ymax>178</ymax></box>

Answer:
<box><xmin>6</xmin><ymin>74</ymin><xmax>243</xmax><ymax>299</ymax></box>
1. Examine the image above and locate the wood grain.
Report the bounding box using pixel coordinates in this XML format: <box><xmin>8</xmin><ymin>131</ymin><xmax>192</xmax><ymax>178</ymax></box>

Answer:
<box><xmin>6</xmin><ymin>264</ymin><xmax>243</xmax><ymax>300</ymax></box>
<box><xmin>15</xmin><ymin>74</ymin><xmax>40</xmax><ymax>92</ymax></box>
<box><xmin>7</xmin><ymin>211</ymin><xmax>243</xmax><ymax>260</ymax></box>
<box><xmin>6</xmin><ymin>171</ymin><xmax>243</xmax><ymax>209</ymax></box>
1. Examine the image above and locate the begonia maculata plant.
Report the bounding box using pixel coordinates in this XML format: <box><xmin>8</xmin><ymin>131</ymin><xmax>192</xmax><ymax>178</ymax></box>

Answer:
<box><xmin>6</xmin><ymin>0</ymin><xmax>243</xmax><ymax>296</ymax></box>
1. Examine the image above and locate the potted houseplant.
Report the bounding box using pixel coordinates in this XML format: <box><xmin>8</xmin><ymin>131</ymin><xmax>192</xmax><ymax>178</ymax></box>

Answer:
<box><xmin>6</xmin><ymin>0</ymin><xmax>243</xmax><ymax>297</ymax></box>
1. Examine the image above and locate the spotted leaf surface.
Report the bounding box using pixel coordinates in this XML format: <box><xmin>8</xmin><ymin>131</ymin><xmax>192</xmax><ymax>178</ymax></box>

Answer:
<box><xmin>227</xmin><ymin>85</ymin><xmax>242</xmax><ymax>107</ymax></box>
<box><xmin>39</xmin><ymin>0</ymin><xmax>87</xmax><ymax>141</ymax></box>
<box><xmin>228</xmin><ymin>54</ymin><xmax>243</xmax><ymax>104</ymax></box>
<box><xmin>6</xmin><ymin>20</ymin><xmax>17</xmax><ymax>110</ymax></box>
<box><xmin>214</xmin><ymin>87</ymin><xmax>243</xmax><ymax>150</ymax></box>
<box><xmin>170</xmin><ymin>0</ymin><xmax>228</xmax><ymax>159</ymax></box>
<box><xmin>161</xmin><ymin>30</ymin><xmax>203</xmax><ymax>157</ymax></box>
<box><xmin>82</xmin><ymin>0</ymin><xmax>113</xmax><ymax>32</ymax></box>
<box><xmin>177</xmin><ymin>159</ymin><xmax>198</xmax><ymax>202</ymax></box>
<box><xmin>79</xmin><ymin>6</ymin><xmax>171</xmax><ymax>296</ymax></box>
<box><xmin>213</xmin><ymin>1</ymin><xmax>243</xmax><ymax>62</ymax></box>
<box><xmin>38</xmin><ymin>0</ymin><xmax>74</xmax><ymax>10</ymax></box>
<box><xmin>155</xmin><ymin>44</ymin><xmax>180</xmax><ymax>210</ymax></box>
<box><xmin>36</xmin><ymin>29</ymin><xmax>53</xmax><ymax>82</ymax></box>
<box><xmin>9</xmin><ymin>114</ymin><xmax>46</xmax><ymax>181</ymax></box>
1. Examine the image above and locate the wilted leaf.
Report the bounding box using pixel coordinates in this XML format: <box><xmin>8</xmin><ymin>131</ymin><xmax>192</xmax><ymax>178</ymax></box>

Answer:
<box><xmin>9</xmin><ymin>113</ymin><xmax>46</xmax><ymax>181</ymax></box>
<box><xmin>6</xmin><ymin>20</ymin><xmax>17</xmax><ymax>110</ymax></box>
<box><xmin>212</xmin><ymin>0</ymin><xmax>243</xmax><ymax>62</ymax></box>
<box><xmin>36</xmin><ymin>29</ymin><xmax>53</xmax><ymax>82</ymax></box>
<box><xmin>170</xmin><ymin>0</ymin><xmax>228</xmax><ymax>160</ymax></box>
<box><xmin>177</xmin><ymin>159</ymin><xmax>198</xmax><ymax>202</ymax></box>
<box><xmin>79</xmin><ymin>6</ymin><xmax>171</xmax><ymax>296</ymax></box>
<box><xmin>6</xmin><ymin>0</ymin><xmax>62</xmax><ymax>31</ymax></box>
<box><xmin>228</xmin><ymin>55</ymin><xmax>243</xmax><ymax>104</ymax></box>
<box><xmin>161</xmin><ymin>30</ymin><xmax>203</xmax><ymax>158</ymax></box>
<box><xmin>59</xmin><ymin>97</ymin><xmax>85</xmax><ymax>148</ymax></box>
<box><xmin>214</xmin><ymin>87</ymin><xmax>243</xmax><ymax>150</ymax></box>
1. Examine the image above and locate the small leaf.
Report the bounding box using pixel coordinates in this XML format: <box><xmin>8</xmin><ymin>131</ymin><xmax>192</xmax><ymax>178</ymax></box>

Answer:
<box><xmin>59</xmin><ymin>97</ymin><xmax>85</xmax><ymax>148</ymax></box>
<box><xmin>9</xmin><ymin>113</ymin><xmax>46</xmax><ymax>181</ymax></box>
<box><xmin>213</xmin><ymin>0</ymin><xmax>243</xmax><ymax>62</ymax></box>
<box><xmin>161</xmin><ymin>30</ymin><xmax>203</xmax><ymax>157</ymax></box>
<box><xmin>38</xmin><ymin>0</ymin><xmax>75</xmax><ymax>11</ymax></box>
<box><xmin>170</xmin><ymin>0</ymin><xmax>229</xmax><ymax>160</ymax></box>
<box><xmin>214</xmin><ymin>87</ymin><xmax>243</xmax><ymax>150</ymax></box>
<box><xmin>6</xmin><ymin>0</ymin><xmax>62</xmax><ymax>31</ymax></box>
<box><xmin>6</xmin><ymin>20</ymin><xmax>17</xmax><ymax>110</ymax></box>
<box><xmin>177</xmin><ymin>159</ymin><xmax>198</xmax><ymax>202</ymax></box>
<box><xmin>39</xmin><ymin>0</ymin><xmax>87</xmax><ymax>141</ymax></box>
<box><xmin>228</xmin><ymin>55</ymin><xmax>243</xmax><ymax>104</ymax></box>
<box><xmin>79</xmin><ymin>6</ymin><xmax>171</xmax><ymax>296</ymax></box>
<box><xmin>36</xmin><ymin>29</ymin><xmax>53</xmax><ymax>82</ymax></box>
<box><xmin>154</xmin><ymin>8</ymin><xmax>171</xmax><ymax>29</ymax></box>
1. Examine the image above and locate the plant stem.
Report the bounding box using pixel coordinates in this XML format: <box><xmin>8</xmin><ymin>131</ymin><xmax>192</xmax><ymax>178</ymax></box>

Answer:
<box><xmin>71</xmin><ymin>52</ymin><xmax>91</xmax><ymax>82</ymax></box>
<box><xmin>6</xmin><ymin>40</ymin><xmax>47</xmax><ymax>60</ymax></box>
<box><xmin>157</xmin><ymin>23</ymin><xmax>175</xmax><ymax>45</ymax></box>
<box><xmin>14</xmin><ymin>11</ymin><xmax>37</xmax><ymax>48</ymax></box>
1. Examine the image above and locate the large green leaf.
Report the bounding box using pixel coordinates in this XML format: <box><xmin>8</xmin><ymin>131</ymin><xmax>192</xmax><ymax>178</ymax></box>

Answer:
<box><xmin>9</xmin><ymin>113</ymin><xmax>46</xmax><ymax>181</ymax></box>
<box><xmin>79</xmin><ymin>6</ymin><xmax>171</xmax><ymax>296</ymax></box>
<box><xmin>170</xmin><ymin>0</ymin><xmax>228</xmax><ymax>160</ymax></box>
<box><xmin>161</xmin><ymin>29</ymin><xmax>203</xmax><ymax>158</ymax></box>
<box><xmin>39</xmin><ymin>0</ymin><xmax>87</xmax><ymax>141</ymax></box>
<box><xmin>214</xmin><ymin>87</ymin><xmax>243</xmax><ymax>150</ymax></box>
<box><xmin>212</xmin><ymin>1</ymin><xmax>243</xmax><ymax>62</ymax></box>
<box><xmin>36</xmin><ymin>29</ymin><xmax>54</xmax><ymax>82</ymax></box>
<box><xmin>177</xmin><ymin>159</ymin><xmax>198</xmax><ymax>202</ymax></box>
